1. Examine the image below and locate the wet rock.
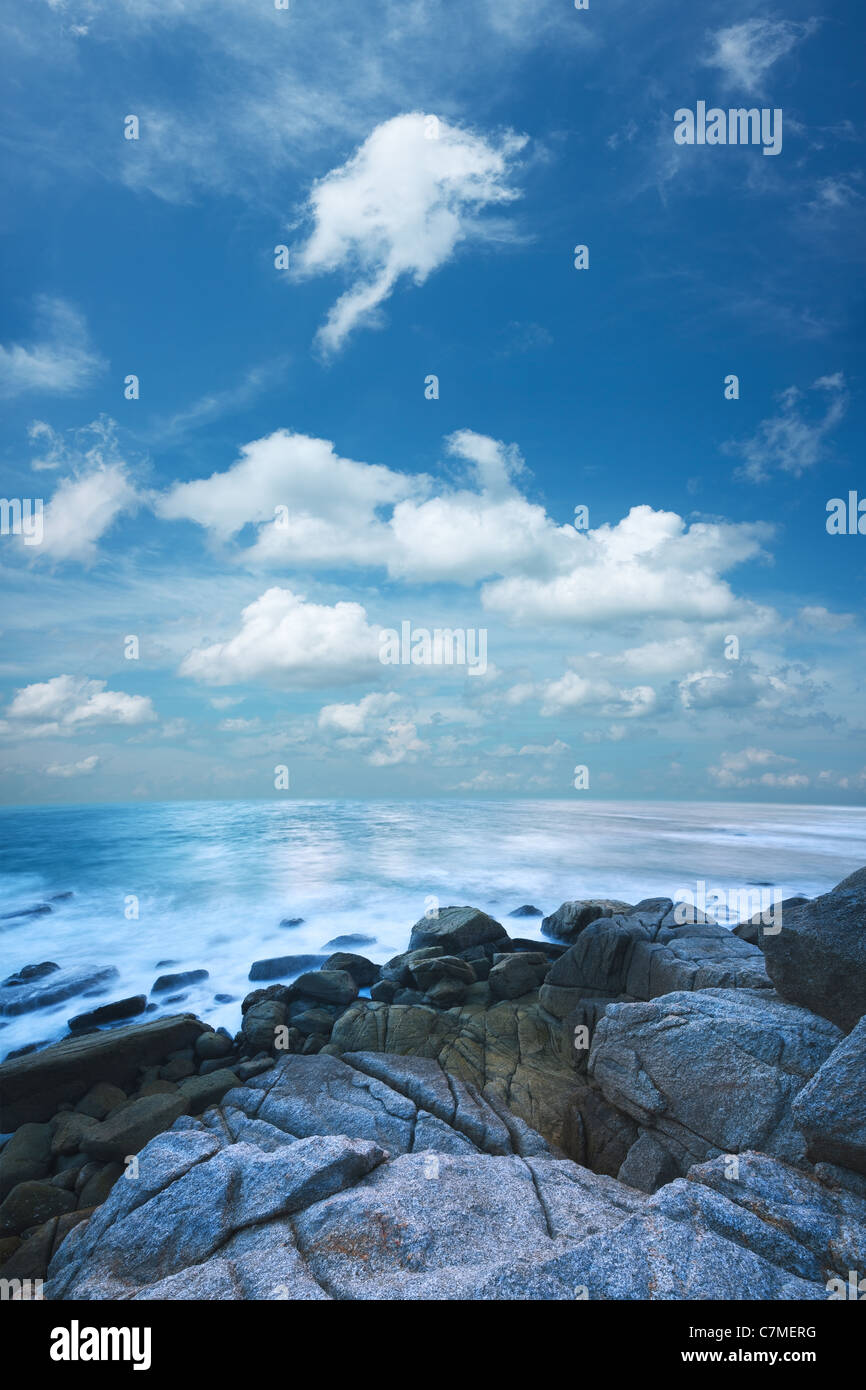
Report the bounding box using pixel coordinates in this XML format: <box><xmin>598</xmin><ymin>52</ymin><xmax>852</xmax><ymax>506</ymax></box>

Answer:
<box><xmin>322</xmin><ymin>934</ymin><xmax>376</xmax><ymax>949</ymax></box>
<box><xmin>248</xmin><ymin>955</ymin><xmax>328</xmax><ymax>982</ymax></box>
<box><xmin>242</xmin><ymin>1000</ymin><xmax>288</xmax><ymax>1053</ymax></box>
<box><xmin>78</xmin><ymin>1162</ymin><xmax>124</xmax><ymax>1209</ymax></box>
<box><xmin>279</xmin><ymin>917</ymin><xmax>305</xmax><ymax>927</ymax></box>
<box><xmin>150</xmin><ymin>969</ymin><xmax>209</xmax><ymax>995</ymax></box>
<box><xmin>508</xmin><ymin>905</ymin><xmax>543</xmax><ymax>917</ymax></box>
<box><xmin>68</xmin><ymin>995</ymin><xmax>147</xmax><ymax>1031</ymax></box>
<box><xmin>0</xmin><ymin>964</ymin><xmax>120</xmax><ymax>1018</ymax></box>
<box><xmin>50</xmin><ymin>1113</ymin><xmax>99</xmax><ymax>1157</ymax></box>
<box><xmin>0</xmin><ymin>904</ymin><xmax>52</xmax><ymax>921</ymax></box>
<box><xmin>321</xmin><ymin>953</ymin><xmax>380</xmax><ymax>987</ymax></box>
<box><xmin>288</xmin><ymin>970</ymin><xmax>358</xmax><ymax>1008</ymax></box>
<box><xmin>411</xmin><ymin>956</ymin><xmax>475</xmax><ymax>1008</ymax></box>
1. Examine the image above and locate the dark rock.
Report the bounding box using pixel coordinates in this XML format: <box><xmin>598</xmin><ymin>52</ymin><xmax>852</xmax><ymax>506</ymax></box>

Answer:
<box><xmin>73</xmin><ymin>1082</ymin><xmax>127</xmax><ymax>1120</ymax></box>
<box><xmin>322</xmin><ymin>934</ymin><xmax>376</xmax><ymax>949</ymax></box>
<box><xmin>155</xmin><ymin>960</ymin><xmax>178</xmax><ymax>968</ymax></box>
<box><xmin>733</xmin><ymin>897</ymin><xmax>809</xmax><ymax>946</ymax></box>
<box><xmin>541</xmin><ymin>899</ymin><xmax>634</xmax><ymax>944</ymax></box>
<box><xmin>178</xmin><ymin>1069</ymin><xmax>240</xmax><ymax>1115</ymax></box>
<box><xmin>0</xmin><ymin>1123</ymin><xmax>53</xmax><ymax>1200</ymax></box>
<box><xmin>68</xmin><ymin>995</ymin><xmax>147</xmax><ymax>1031</ymax></box>
<box><xmin>0</xmin><ymin>964</ymin><xmax>120</xmax><ymax>1018</ymax></box>
<box><xmin>151</xmin><ymin>969</ymin><xmax>209</xmax><ymax>994</ymax></box>
<box><xmin>237</xmin><ymin>1059</ymin><xmax>275</xmax><ymax>1082</ymax></box>
<box><xmin>0</xmin><ymin>1180</ymin><xmax>75</xmax><ymax>1237</ymax></box>
<box><xmin>0</xmin><ymin>904</ymin><xmax>52</xmax><ymax>921</ymax></box>
<box><xmin>279</xmin><ymin>918</ymin><xmax>305</xmax><ymax>927</ymax></box>
<box><xmin>793</xmin><ymin>1016</ymin><xmax>866</xmax><ymax>1174</ymax></box>
<box><xmin>78</xmin><ymin>1163</ymin><xmax>123</xmax><ymax>1209</ymax></box>
<box><xmin>381</xmin><ymin>946</ymin><xmax>443</xmax><ymax>987</ymax></box>
<box><xmin>408</xmin><ymin>906</ymin><xmax>508</xmax><ymax>955</ymax></box>
<box><xmin>411</xmin><ymin>956</ymin><xmax>475</xmax><ymax>1008</ymax></box>
<box><xmin>617</xmin><ymin>1132</ymin><xmax>680</xmax><ymax>1193</ymax></box>
<box><xmin>49</xmin><ymin>892</ymin><xmax>74</xmax><ymax>902</ymax></box>
<box><xmin>2</xmin><ymin>962</ymin><xmax>59</xmax><ymax>985</ymax></box>
<box><xmin>159</xmin><ymin>1056</ymin><xmax>196</xmax><ymax>1081</ymax></box>
<box><xmin>288</xmin><ymin>970</ymin><xmax>358</xmax><ymax>1007</ymax></box>
<box><xmin>289</xmin><ymin>1006</ymin><xmax>340</xmax><ymax>1038</ymax></box>
<box><xmin>0</xmin><ymin>1014</ymin><xmax>206</xmax><ymax>1128</ymax></box>
<box><xmin>82</xmin><ymin>1093</ymin><xmax>190</xmax><ymax>1162</ymax></box>
<box><xmin>242</xmin><ymin>1001</ymin><xmax>288</xmax><ymax>1053</ymax></box>
<box><xmin>194</xmin><ymin>1031</ymin><xmax>234</xmax><ymax>1061</ymax></box>
<box><xmin>241</xmin><ymin>984</ymin><xmax>291</xmax><ymax>1014</ymax></box>
<box><xmin>50</xmin><ymin>1113</ymin><xmax>98</xmax><ymax>1157</ymax></box>
<box><xmin>213</xmin><ymin>993</ymin><xmax>236</xmax><ymax>1004</ymax></box>
<box><xmin>488</xmin><ymin>952</ymin><xmax>549</xmax><ymax>1002</ymax></box>
<box><xmin>248</xmin><ymin>955</ymin><xmax>328</xmax><ymax>983</ymax></box>
<box><xmin>762</xmin><ymin>869</ymin><xmax>866</xmax><ymax>1031</ymax></box>
<box><xmin>508</xmin><ymin>905</ymin><xmax>543</xmax><ymax>917</ymax></box>
<box><xmin>370</xmin><ymin>979</ymin><xmax>399</xmax><ymax>1004</ymax></box>
<box><xmin>321</xmin><ymin>953</ymin><xmax>380</xmax><ymax>987</ymax></box>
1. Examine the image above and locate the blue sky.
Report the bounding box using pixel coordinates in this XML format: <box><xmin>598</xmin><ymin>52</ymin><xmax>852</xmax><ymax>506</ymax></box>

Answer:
<box><xmin>0</xmin><ymin>0</ymin><xmax>864</xmax><ymax>803</ymax></box>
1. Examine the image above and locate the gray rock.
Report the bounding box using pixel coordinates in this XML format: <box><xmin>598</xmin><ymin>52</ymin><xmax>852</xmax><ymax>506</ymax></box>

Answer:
<box><xmin>321</xmin><ymin>953</ymin><xmax>380</xmax><ymax>987</ymax></box>
<box><xmin>194</xmin><ymin>1031</ymin><xmax>234</xmax><ymax>1061</ymax></box>
<box><xmin>177</xmin><ymin>1069</ymin><xmax>240</xmax><ymax>1115</ymax></box>
<box><xmin>241</xmin><ymin>1000</ymin><xmax>288</xmax><ymax>1053</ymax></box>
<box><xmin>0</xmin><ymin>964</ymin><xmax>119</xmax><ymax>1018</ymax></box>
<box><xmin>762</xmin><ymin>868</ymin><xmax>866</xmax><ymax>1031</ymax></box>
<box><xmin>150</xmin><ymin>969</ymin><xmax>208</xmax><ymax>994</ymax></box>
<box><xmin>411</xmin><ymin>955</ymin><xmax>475</xmax><ymax>1008</ymax></box>
<box><xmin>82</xmin><ymin>1092</ymin><xmax>190</xmax><ymax>1162</ymax></box>
<box><xmin>289</xmin><ymin>970</ymin><xmax>358</xmax><ymax>1007</ymax></box>
<box><xmin>73</xmin><ymin>1083</ymin><xmax>127</xmax><ymax>1120</ymax></box>
<box><xmin>50</xmin><ymin>1112</ymin><xmax>99</xmax><ymax>1157</ymax></box>
<box><xmin>508</xmin><ymin>905</ymin><xmax>543</xmax><ymax>918</ymax></box>
<box><xmin>408</xmin><ymin>906</ymin><xmax>508</xmax><ymax>955</ymax></box>
<box><xmin>488</xmin><ymin>952</ymin><xmax>548</xmax><ymax>1001</ymax></box>
<box><xmin>541</xmin><ymin>899</ymin><xmax>634</xmax><ymax>944</ymax></box>
<box><xmin>68</xmin><ymin>995</ymin><xmax>147</xmax><ymax>1031</ymax></box>
<box><xmin>381</xmin><ymin>946</ymin><xmax>443</xmax><ymax>987</ymax></box>
<box><xmin>0</xmin><ymin>1014</ymin><xmax>206</xmax><ymax>1128</ymax></box>
<box><xmin>616</xmin><ymin>1132</ymin><xmax>679</xmax><ymax>1192</ymax></box>
<box><xmin>248</xmin><ymin>955</ymin><xmax>328</xmax><ymax>983</ymax></box>
<box><xmin>540</xmin><ymin>903</ymin><xmax>769</xmax><ymax>1020</ymax></box>
<box><xmin>0</xmin><ymin>1180</ymin><xmax>76</xmax><ymax>1237</ymax></box>
<box><xmin>78</xmin><ymin>1162</ymin><xmax>124</xmax><ymax>1209</ymax></box>
<box><xmin>321</xmin><ymin>934</ymin><xmax>376</xmax><ymax>949</ymax></box>
<box><xmin>589</xmin><ymin>988</ymin><xmax>842</xmax><ymax>1179</ymax></box>
<box><xmin>733</xmin><ymin>897</ymin><xmax>809</xmax><ymax>946</ymax></box>
<box><xmin>0</xmin><ymin>1123</ymin><xmax>53</xmax><ymax>1200</ymax></box>
<box><xmin>793</xmin><ymin>1016</ymin><xmax>866</xmax><ymax>1174</ymax></box>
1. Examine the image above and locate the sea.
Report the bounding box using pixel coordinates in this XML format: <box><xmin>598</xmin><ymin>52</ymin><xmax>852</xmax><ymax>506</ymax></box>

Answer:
<box><xmin>1</xmin><ymin>797</ymin><xmax>865</xmax><ymax>1060</ymax></box>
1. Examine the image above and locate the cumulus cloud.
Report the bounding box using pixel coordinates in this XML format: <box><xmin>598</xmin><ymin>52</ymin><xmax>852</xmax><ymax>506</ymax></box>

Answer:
<box><xmin>6</xmin><ymin>676</ymin><xmax>156</xmax><ymax>735</ymax></box>
<box><xmin>318</xmin><ymin>691</ymin><xmax>426</xmax><ymax>765</ymax></box>
<box><xmin>538</xmin><ymin>671</ymin><xmax>658</xmax><ymax>719</ymax></box>
<box><xmin>708</xmin><ymin>747</ymin><xmax>808</xmax><ymax>789</ymax></box>
<box><xmin>44</xmin><ymin>754</ymin><xmax>100</xmax><ymax>777</ymax></box>
<box><xmin>293</xmin><ymin>113</ymin><xmax>526</xmax><ymax>354</ymax></box>
<box><xmin>179</xmin><ymin>587</ymin><xmax>381</xmax><ymax>687</ymax></box>
<box><xmin>34</xmin><ymin>460</ymin><xmax>141</xmax><ymax>564</ymax></box>
<box><xmin>725</xmin><ymin>374</ymin><xmax>847</xmax><ymax>483</ymax></box>
<box><xmin>798</xmin><ymin>605</ymin><xmax>855</xmax><ymax>633</ymax></box>
<box><xmin>0</xmin><ymin>298</ymin><xmax>104</xmax><ymax>399</ymax></box>
<box><xmin>703</xmin><ymin>18</ymin><xmax>818</xmax><ymax>95</ymax></box>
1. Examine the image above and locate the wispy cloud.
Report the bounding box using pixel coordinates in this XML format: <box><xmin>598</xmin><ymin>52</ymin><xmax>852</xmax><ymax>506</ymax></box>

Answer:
<box><xmin>0</xmin><ymin>297</ymin><xmax>104</xmax><ymax>400</ymax></box>
<box><xmin>724</xmin><ymin>372</ymin><xmax>848</xmax><ymax>482</ymax></box>
<box><xmin>703</xmin><ymin>18</ymin><xmax>819</xmax><ymax>95</ymax></box>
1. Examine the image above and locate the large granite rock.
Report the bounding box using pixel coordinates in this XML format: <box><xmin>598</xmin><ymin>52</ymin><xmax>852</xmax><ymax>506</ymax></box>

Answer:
<box><xmin>793</xmin><ymin>1016</ymin><xmax>866</xmax><ymax>1175</ymax></box>
<box><xmin>541</xmin><ymin>899</ymin><xmax>634</xmax><ymax>944</ymax></box>
<box><xmin>330</xmin><ymin>998</ymin><xmax>583</xmax><ymax>1154</ymax></box>
<box><xmin>539</xmin><ymin>900</ymin><xmax>770</xmax><ymax>1021</ymax></box>
<box><xmin>762</xmin><ymin>867</ymin><xmax>866</xmax><ymax>1032</ymax></box>
<box><xmin>44</xmin><ymin>1053</ymin><xmax>866</xmax><ymax>1300</ymax></box>
<box><xmin>0</xmin><ymin>1015</ymin><xmax>205</xmax><ymax>1128</ymax></box>
<box><xmin>589</xmin><ymin>988</ymin><xmax>842</xmax><ymax>1182</ymax></box>
<box><xmin>407</xmin><ymin>907</ymin><xmax>508</xmax><ymax>955</ymax></box>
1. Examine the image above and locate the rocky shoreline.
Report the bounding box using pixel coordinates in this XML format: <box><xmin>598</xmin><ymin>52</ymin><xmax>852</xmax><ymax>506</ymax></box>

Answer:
<box><xmin>0</xmin><ymin>868</ymin><xmax>864</xmax><ymax>1299</ymax></box>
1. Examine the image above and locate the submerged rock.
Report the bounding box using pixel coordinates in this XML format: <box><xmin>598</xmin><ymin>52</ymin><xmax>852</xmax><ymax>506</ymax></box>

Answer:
<box><xmin>0</xmin><ymin>964</ymin><xmax>120</xmax><ymax>1018</ymax></box>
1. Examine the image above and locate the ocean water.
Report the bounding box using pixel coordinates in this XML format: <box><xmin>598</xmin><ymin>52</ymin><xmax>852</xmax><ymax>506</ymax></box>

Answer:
<box><xmin>1</xmin><ymin>797</ymin><xmax>865</xmax><ymax>1060</ymax></box>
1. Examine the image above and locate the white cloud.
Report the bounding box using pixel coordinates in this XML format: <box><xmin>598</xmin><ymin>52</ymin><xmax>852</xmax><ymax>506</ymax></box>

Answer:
<box><xmin>708</xmin><ymin>746</ymin><xmax>807</xmax><ymax>789</ymax></box>
<box><xmin>0</xmin><ymin>298</ymin><xmax>104</xmax><ymax>399</ymax></box>
<box><xmin>44</xmin><ymin>754</ymin><xmax>100</xmax><ymax>777</ymax></box>
<box><xmin>34</xmin><ymin>460</ymin><xmax>141</xmax><ymax>564</ymax></box>
<box><xmin>7</xmin><ymin>676</ymin><xmax>156</xmax><ymax>734</ymax></box>
<box><xmin>538</xmin><ymin>671</ymin><xmax>657</xmax><ymax>719</ymax></box>
<box><xmin>318</xmin><ymin>691</ymin><xmax>427</xmax><ymax>765</ymax></box>
<box><xmin>318</xmin><ymin>691</ymin><xmax>402</xmax><ymax>735</ymax></box>
<box><xmin>294</xmin><ymin>113</ymin><xmax>526</xmax><ymax>354</ymax></box>
<box><xmin>725</xmin><ymin>374</ymin><xmax>847</xmax><ymax>483</ymax></box>
<box><xmin>798</xmin><ymin>605</ymin><xmax>855</xmax><ymax>633</ymax></box>
<box><xmin>179</xmin><ymin>587</ymin><xmax>381</xmax><ymax>687</ymax></box>
<box><xmin>703</xmin><ymin>19</ymin><xmax>818</xmax><ymax>95</ymax></box>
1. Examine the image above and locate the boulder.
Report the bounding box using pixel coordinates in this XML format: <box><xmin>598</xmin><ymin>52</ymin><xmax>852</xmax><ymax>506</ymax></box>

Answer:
<box><xmin>0</xmin><ymin>964</ymin><xmax>119</xmax><ymax>1018</ymax></box>
<box><xmin>381</xmin><ymin>946</ymin><xmax>443</xmax><ymax>987</ymax></box>
<box><xmin>540</xmin><ymin>901</ymin><xmax>769</xmax><ymax>1021</ymax></box>
<box><xmin>321</xmin><ymin>953</ymin><xmax>380</xmax><ymax>987</ymax></box>
<box><xmin>761</xmin><ymin>868</ymin><xmax>866</xmax><ymax>1031</ymax></box>
<box><xmin>488</xmin><ymin>952</ymin><xmax>549</xmax><ymax>1001</ymax></box>
<box><xmin>588</xmin><ymin>988</ymin><xmax>842</xmax><ymax>1180</ymax></box>
<box><xmin>541</xmin><ymin>899</ymin><xmax>634</xmax><ymax>944</ymax></box>
<box><xmin>408</xmin><ymin>906</ymin><xmax>508</xmax><ymax>955</ymax></box>
<box><xmin>733</xmin><ymin>897</ymin><xmax>809</xmax><ymax>946</ymax></box>
<box><xmin>68</xmin><ymin>996</ymin><xmax>147</xmax><ymax>1031</ymax></box>
<box><xmin>248</xmin><ymin>955</ymin><xmax>328</xmax><ymax>983</ymax></box>
<box><xmin>289</xmin><ymin>970</ymin><xmax>358</xmax><ymax>1007</ymax></box>
<box><xmin>793</xmin><ymin>1016</ymin><xmax>866</xmax><ymax>1175</ymax></box>
<box><xmin>82</xmin><ymin>1092</ymin><xmax>190</xmax><ymax>1163</ymax></box>
<box><xmin>150</xmin><ymin>970</ymin><xmax>208</xmax><ymax>994</ymax></box>
<box><xmin>178</xmin><ymin>1070</ymin><xmax>240</xmax><ymax>1115</ymax></box>
<box><xmin>0</xmin><ymin>1014</ymin><xmax>206</xmax><ymax>1129</ymax></box>
<box><xmin>194</xmin><ymin>1031</ymin><xmax>234</xmax><ymax>1061</ymax></box>
<box><xmin>242</xmin><ymin>1000</ymin><xmax>288</xmax><ymax>1053</ymax></box>
<box><xmin>74</xmin><ymin>1083</ymin><xmax>127</xmax><ymax>1120</ymax></box>
<box><xmin>0</xmin><ymin>1180</ymin><xmax>75</xmax><ymax>1237</ymax></box>
<box><xmin>410</xmin><ymin>956</ymin><xmax>475</xmax><ymax>1008</ymax></box>
<box><xmin>508</xmin><ymin>905</ymin><xmax>543</xmax><ymax>917</ymax></box>
<box><xmin>0</xmin><ymin>1123</ymin><xmax>53</xmax><ymax>1200</ymax></box>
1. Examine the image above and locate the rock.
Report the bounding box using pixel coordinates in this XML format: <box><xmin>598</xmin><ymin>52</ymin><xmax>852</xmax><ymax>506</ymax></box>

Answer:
<box><xmin>408</xmin><ymin>906</ymin><xmax>509</xmax><ymax>956</ymax></box>
<box><xmin>322</xmin><ymin>934</ymin><xmax>376</xmax><ymax>949</ymax></box>
<box><xmin>150</xmin><ymin>969</ymin><xmax>209</xmax><ymax>994</ymax></box>
<box><xmin>0</xmin><ymin>1014</ymin><xmax>206</xmax><ymax>1129</ymax></box>
<box><xmin>762</xmin><ymin>869</ymin><xmax>866</xmax><ymax>1031</ymax></box>
<box><xmin>0</xmin><ymin>1180</ymin><xmax>75</xmax><ymax>1237</ymax></box>
<box><xmin>616</xmin><ymin>1132</ymin><xmax>679</xmax><ymax>1192</ymax></box>
<box><xmin>50</xmin><ymin>1113</ymin><xmax>99</xmax><ymax>1157</ymax></box>
<box><xmin>213</xmin><ymin>994</ymin><xmax>236</xmax><ymax>1004</ymax></box>
<box><xmin>248</xmin><ymin>955</ymin><xmax>328</xmax><ymax>982</ymax></box>
<box><xmin>540</xmin><ymin>901</ymin><xmax>769</xmax><ymax>1021</ymax></box>
<box><xmin>242</xmin><ymin>1001</ymin><xmax>288</xmax><ymax>1053</ymax></box>
<box><xmin>541</xmin><ymin>899</ymin><xmax>634</xmax><ymax>944</ymax></box>
<box><xmin>73</xmin><ymin>1083</ymin><xmax>127</xmax><ymax>1120</ymax></box>
<box><xmin>280</xmin><ymin>917</ymin><xmax>305</xmax><ymax>927</ymax></box>
<box><xmin>159</xmin><ymin>1055</ymin><xmax>196</xmax><ymax>1081</ymax></box>
<box><xmin>68</xmin><ymin>995</ymin><xmax>147</xmax><ymax>1031</ymax></box>
<box><xmin>370</xmin><ymin>980</ymin><xmax>398</xmax><ymax>1003</ymax></box>
<box><xmin>237</xmin><ymin>1059</ymin><xmax>274</xmax><ymax>1082</ymax></box>
<box><xmin>793</xmin><ymin>1016</ymin><xmax>866</xmax><ymax>1175</ymax></box>
<box><xmin>588</xmin><ymin>988</ymin><xmax>842</xmax><ymax>1181</ymax></box>
<box><xmin>411</xmin><ymin>956</ymin><xmax>475</xmax><ymax>1008</ymax></box>
<box><xmin>194</xmin><ymin>1031</ymin><xmax>234</xmax><ymax>1061</ymax></box>
<box><xmin>508</xmin><ymin>905</ymin><xmax>543</xmax><ymax>917</ymax></box>
<box><xmin>82</xmin><ymin>1093</ymin><xmax>190</xmax><ymax>1162</ymax></box>
<box><xmin>381</xmin><ymin>946</ymin><xmax>443</xmax><ymax>987</ymax></box>
<box><xmin>0</xmin><ymin>904</ymin><xmax>52</xmax><ymax>921</ymax></box>
<box><xmin>321</xmin><ymin>953</ymin><xmax>380</xmax><ymax>987</ymax></box>
<box><xmin>199</xmin><ymin>1057</ymin><xmax>239</xmax><ymax>1076</ymax></box>
<box><xmin>733</xmin><ymin>897</ymin><xmax>809</xmax><ymax>945</ymax></box>
<box><xmin>289</xmin><ymin>970</ymin><xmax>358</xmax><ymax>1007</ymax></box>
<box><xmin>0</xmin><ymin>964</ymin><xmax>119</xmax><ymax>1018</ymax></box>
<box><xmin>488</xmin><ymin>953</ymin><xmax>549</xmax><ymax>1002</ymax></box>
<box><xmin>137</xmin><ymin>1080</ymin><xmax>179</xmax><ymax>1098</ymax></box>
<box><xmin>241</xmin><ymin>984</ymin><xmax>291</xmax><ymax>1014</ymax></box>
<box><xmin>2</xmin><ymin>961</ymin><xmax>58</xmax><ymax>983</ymax></box>
<box><xmin>177</xmin><ymin>1070</ymin><xmax>240</xmax><ymax>1115</ymax></box>
<box><xmin>289</xmin><ymin>1006</ymin><xmax>340</xmax><ymax>1038</ymax></box>
<box><xmin>45</xmin><ymin>1053</ymin><xmax>866</xmax><ymax>1301</ymax></box>
<box><xmin>0</xmin><ymin>1123</ymin><xmax>53</xmax><ymax>1200</ymax></box>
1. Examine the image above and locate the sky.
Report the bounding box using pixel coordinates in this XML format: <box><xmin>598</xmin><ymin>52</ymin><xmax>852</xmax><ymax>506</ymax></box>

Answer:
<box><xmin>0</xmin><ymin>0</ymin><xmax>864</xmax><ymax>804</ymax></box>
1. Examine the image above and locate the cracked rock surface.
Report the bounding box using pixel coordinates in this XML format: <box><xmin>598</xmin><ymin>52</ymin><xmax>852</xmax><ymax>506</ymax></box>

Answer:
<box><xmin>45</xmin><ymin>1051</ymin><xmax>866</xmax><ymax>1300</ymax></box>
